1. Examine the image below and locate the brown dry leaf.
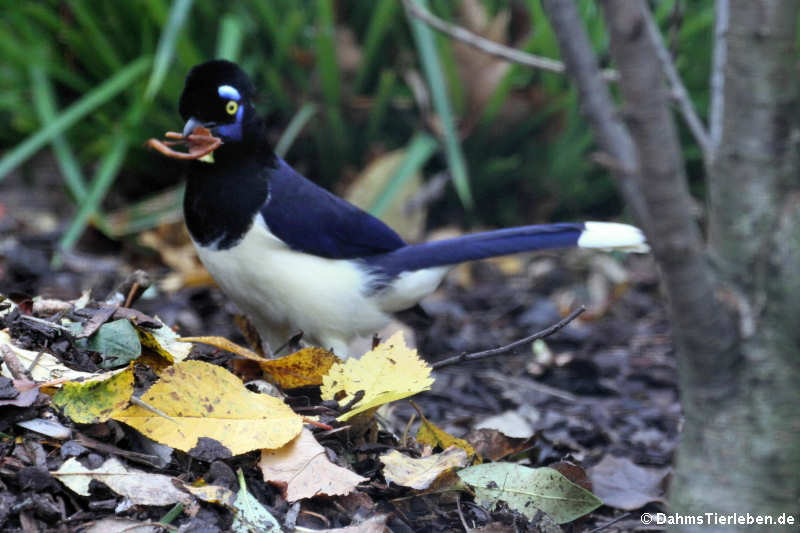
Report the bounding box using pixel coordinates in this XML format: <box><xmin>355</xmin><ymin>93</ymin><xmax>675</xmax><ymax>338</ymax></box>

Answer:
<box><xmin>380</xmin><ymin>446</ymin><xmax>468</xmax><ymax>490</ymax></box>
<box><xmin>259</xmin><ymin>428</ymin><xmax>367</xmax><ymax>502</ymax></box>
<box><xmin>260</xmin><ymin>347</ymin><xmax>340</xmax><ymax>388</ymax></box>
<box><xmin>52</xmin><ymin>456</ymin><xmax>192</xmax><ymax>506</ymax></box>
<box><xmin>321</xmin><ymin>332</ymin><xmax>433</xmax><ymax>422</ymax></box>
<box><xmin>453</xmin><ymin>0</ymin><xmax>514</xmax><ymax>119</ymax></box>
<box><xmin>413</xmin><ymin>402</ymin><xmax>477</xmax><ymax>460</ymax></box>
<box><xmin>465</xmin><ymin>428</ymin><xmax>537</xmax><ymax>462</ymax></box>
<box><xmin>0</xmin><ymin>378</ymin><xmax>39</xmax><ymax>407</ymax></box>
<box><xmin>113</xmin><ymin>360</ymin><xmax>303</xmax><ymax>455</ymax></box>
<box><xmin>587</xmin><ymin>454</ymin><xmax>668</xmax><ymax>511</ymax></box>
<box><xmin>138</xmin><ymin>224</ymin><xmax>214</xmax><ymax>291</ymax></box>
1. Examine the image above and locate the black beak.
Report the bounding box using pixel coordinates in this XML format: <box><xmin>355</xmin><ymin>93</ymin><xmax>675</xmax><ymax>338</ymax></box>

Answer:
<box><xmin>183</xmin><ymin>117</ymin><xmax>209</xmax><ymax>137</ymax></box>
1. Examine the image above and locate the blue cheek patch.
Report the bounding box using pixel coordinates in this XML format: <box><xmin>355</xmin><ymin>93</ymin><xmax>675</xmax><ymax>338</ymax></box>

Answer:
<box><xmin>216</xmin><ymin>105</ymin><xmax>244</xmax><ymax>140</ymax></box>
<box><xmin>217</xmin><ymin>84</ymin><xmax>241</xmax><ymax>101</ymax></box>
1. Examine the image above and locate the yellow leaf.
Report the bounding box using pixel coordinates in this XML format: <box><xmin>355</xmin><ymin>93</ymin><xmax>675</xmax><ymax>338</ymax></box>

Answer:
<box><xmin>137</xmin><ymin>319</ymin><xmax>192</xmax><ymax>362</ymax></box>
<box><xmin>260</xmin><ymin>347</ymin><xmax>340</xmax><ymax>389</ymax></box>
<box><xmin>321</xmin><ymin>332</ymin><xmax>434</xmax><ymax>422</ymax></box>
<box><xmin>182</xmin><ymin>483</ymin><xmax>236</xmax><ymax>507</ymax></box>
<box><xmin>380</xmin><ymin>446</ymin><xmax>469</xmax><ymax>490</ymax></box>
<box><xmin>113</xmin><ymin>361</ymin><xmax>303</xmax><ymax>455</ymax></box>
<box><xmin>413</xmin><ymin>402</ymin><xmax>478</xmax><ymax>461</ymax></box>
<box><xmin>258</xmin><ymin>428</ymin><xmax>367</xmax><ymax>502</ymax></box>
<box><xmin>53</xmin><ymin>369</ymin><xmax>134</xmax><ymax>423</ymax></box>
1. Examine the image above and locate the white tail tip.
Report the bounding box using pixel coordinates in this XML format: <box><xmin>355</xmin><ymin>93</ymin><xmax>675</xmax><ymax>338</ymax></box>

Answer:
<box><xmin>577</xmin><ymin>222</ymin><xmax>649</xmax><ymax>253</ymax></box>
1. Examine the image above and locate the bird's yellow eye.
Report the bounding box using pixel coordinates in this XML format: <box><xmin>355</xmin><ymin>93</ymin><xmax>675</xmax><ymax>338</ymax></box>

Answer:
<box><xmin>225</xmin><ymin>100</ymin><xmax>238</xmax><ymax>115</ymax></box>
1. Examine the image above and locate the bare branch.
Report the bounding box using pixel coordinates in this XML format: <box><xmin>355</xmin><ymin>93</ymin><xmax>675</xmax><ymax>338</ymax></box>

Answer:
<box><xmin>709</xmin><ymin>0</ymin><xmax>729</xmax><ymax>156</ymax></box>
<box><xmin>431</xmin><ymin>307</ymin><xmax>585</xmax><ymax>370</ymax></box>
<box><xmin>640</xmin><ymin>2</ymin><xmax>711</xmax><ymax>158</ymax></box>
<box><xmin>539</xmin><ymin>0</ymin><xmax>650</xmax><ymax>227</ymax></box>
<box><xmin>401</xmin><ymin>0</ymin><xmax>618</xmax><ymax>81</ymax></box>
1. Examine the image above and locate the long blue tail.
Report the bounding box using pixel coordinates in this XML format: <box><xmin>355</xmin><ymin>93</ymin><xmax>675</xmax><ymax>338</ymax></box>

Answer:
<box><xmin>362</xmin><ymin>221</ymin><xmax>646</xmax><ymax>278</ymax></box>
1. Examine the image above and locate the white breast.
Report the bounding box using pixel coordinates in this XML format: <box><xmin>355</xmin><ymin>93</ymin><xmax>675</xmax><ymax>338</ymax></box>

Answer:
<box><xmin>193</xmin><ymin>215</ymin><xmax>397</xmax><ymax>356</ymax></box>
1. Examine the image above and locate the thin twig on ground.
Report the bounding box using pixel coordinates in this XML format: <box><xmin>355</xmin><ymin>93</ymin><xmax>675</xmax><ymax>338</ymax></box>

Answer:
<box><xmin>431</xmin><ymin>307</ymin><xmax>585</xmax><ymax>370</ymax></box>
<box><xmin>402</xmin><ymin>0</ymin><xmax>617</xmax><ymax>81</ymax></box>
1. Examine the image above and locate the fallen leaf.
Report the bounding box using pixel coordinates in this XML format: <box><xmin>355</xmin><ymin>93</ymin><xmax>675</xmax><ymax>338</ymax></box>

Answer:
<box><xmin>380</xmin><ymin>446</ymin><xmax>468</xmax><ymax>490</ymax></box>
<box><xmin>458</xmin><ymin>463</ymin><xmax>602</xmax><ymax>524</ymax></box>
<box><xmin>321</xmin><ymin>332</ymin><xmax>434</xmax><ymax>422</ymax></box>
<box><xmin>83</xmin><ymin>517</ymin><xmax>161</xmax><ymax>533</ymax></box>
<box><xmin>260</xmin><ymin>347</ymin><xmax>340</xmax><ymax>388</ymax></box>
<box><xmin>87</xmin><ymin>319</ymin><xmax>141</xmax><ymax>368</ymax></box>
<box><xmin>113</xmin><ymin>360</ymin><xmax>303</xmax><ymax>455</ymax></box>
<box><xmin>53</xmin><ymin>368</ymin><xmax>134</xmax><ymax>423</ymax></box>
<box><xmin>1</xmin><ymin>330</ymin><xmax>94</xmax><ymax>382</ymax></box>
<box><xmin>310</xmin><ymin>514</ymin><xmax>389</xmax><ymax>533</ymax></box>
<box><xmin>259</xmin><ymin>428</ymin><xmax>366</xmax><ymax>502</ymax></box>
<box><xmin>232</xmin><ymin>468</ymin><xmax>281</xmax><ymax>533</ymax></box>
<box><xmin>0</xmin><ymin>377</ymin><xmax>38</xmax><ymax>407</ymax></box>
<box><xmin>178</xmin><ymin>335</ymin><xmax>264</xmax><ymax>361</ymax></box>
<box><xmin>587</xmin><ymin>454</ymin><xmax>668</xmax><ymax>511</ymax></box>
<box><xmin>413</xmin><ymin>402</ymin><xmax>477</xmax><ymax>459</ymax></box>
<box><xmin>52</xmin><ymin>456</ymin><xmax>191</xmax><ymax>506</ymax></box>
<box><xmin>465</xmin><ymin>428</ymin><xmax>537</xmax><ymax>462</ymax></box>
<box><xmin>137</xmin><ymin>319</ymin><xmax>192</xmax><ymax>362</ymax></box>
<box><xmin>474</xmin><ymin>410</ymin><xmax>535</xmax><ymax>439</ymax></box>
<box><xmin>182</xmin><ymin>483</ymin><xmax>237</xmax><ymax>507</ymax></box>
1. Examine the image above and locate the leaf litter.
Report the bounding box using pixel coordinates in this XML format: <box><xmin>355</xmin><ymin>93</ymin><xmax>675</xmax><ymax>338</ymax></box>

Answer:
<box><xmin>1</xmin><ymin>188</ymin><xmax>676</xmax><ymax>531</ymax></box>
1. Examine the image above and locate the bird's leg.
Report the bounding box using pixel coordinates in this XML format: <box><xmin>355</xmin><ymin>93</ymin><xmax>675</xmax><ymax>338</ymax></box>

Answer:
<box><xmin>273</xmin><ymin>330</ymin><xmax>304</xmax><ymax>356</ymax></box>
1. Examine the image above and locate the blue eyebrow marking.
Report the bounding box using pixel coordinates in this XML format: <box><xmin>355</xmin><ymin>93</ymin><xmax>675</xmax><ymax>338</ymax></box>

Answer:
<box><xmin>218</xmin><ymin>85</ymin><xmax>241</xmax><ymax>101</ymax></box>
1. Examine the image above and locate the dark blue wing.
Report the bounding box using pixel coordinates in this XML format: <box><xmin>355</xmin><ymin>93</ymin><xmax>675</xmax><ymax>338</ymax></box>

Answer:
<box><xmin>260</xmin><ymin>158</ymin><xmax>407</xmax><ymax>258</ymax></box>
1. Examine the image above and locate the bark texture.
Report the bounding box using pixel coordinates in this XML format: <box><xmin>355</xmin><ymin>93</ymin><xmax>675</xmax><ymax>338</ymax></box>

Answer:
<box><xmin>544</xmin><ymin>0</ymin><xmax>800</xmax><ymax>530</ymax></box>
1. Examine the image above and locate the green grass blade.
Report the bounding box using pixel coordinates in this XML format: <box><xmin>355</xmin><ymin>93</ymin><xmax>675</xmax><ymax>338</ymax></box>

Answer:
<box><xmin>145</xmin><ymin>0</ymin><xmax>193</xmax><ymax>101</ymax></box>
<box><xmin>407</xmin><ymin>0</ymin><xmax>473</xmax><ymax>208</ymax></box>
<box><xmin>354</xmin><ymin>0</ymin><xmax>400</xmax><ymax>91</ymax></box>
<box><xmin>370</xmin><ymin>132</ymin><xmax>438</xmax><ymax>216</ymax></box>
<box><xmin>215</xmin><ymin>13</ymin><xmax>243</xmax><ymax>61</ymax></box>
<box><xmin>0</xmin><ymin>57</ymin><xmax>150</xmax><ymax>182</ymax></box>
<box><xmin>315</xmin><ymin>0</ymin><xmax>347</xmax><ymax>170</ymax></box>
<box><xmin>55</xmin><ymin>133</ymin><xmax>131</xmax><ymax>265</ymax></box>
<box><xmin>29</xmin><ymin>66</ymin><xmax>88</xmax><ymax>200</ymax></box>
<box><xmin>366</xmin><ymin>69</ymin><xmax>396</xmax><ymax>140</ymax></box>
<box><xmin>275</xmin><ymin>102</ymin><xmax>318</xmax><ymax>158</ymax></box>
<box><xmin>103</xmin><ymin>184</ymin><xmax>185</xmax><ymax>238</ymax></box>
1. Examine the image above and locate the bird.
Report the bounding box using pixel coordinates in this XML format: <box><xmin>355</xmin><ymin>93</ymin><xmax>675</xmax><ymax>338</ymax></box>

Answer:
<box><xmin>173</xmin><ymin>60</ymin><xmax>647</xmax><ymax>357</ymax></box>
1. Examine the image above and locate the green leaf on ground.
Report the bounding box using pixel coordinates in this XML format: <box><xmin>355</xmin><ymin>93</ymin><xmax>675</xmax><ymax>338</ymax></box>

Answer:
<box><xmin>458</xmin><ymin>463</ymin><xmax>602</xmax><ymax>524</ymax></box>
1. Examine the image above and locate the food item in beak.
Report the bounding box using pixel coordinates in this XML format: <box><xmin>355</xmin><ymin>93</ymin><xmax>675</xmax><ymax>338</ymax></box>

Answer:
<box><xmin>146</xmin><ymin>126</ymin><xmax>222</xmax><ymax>160</ymax></box>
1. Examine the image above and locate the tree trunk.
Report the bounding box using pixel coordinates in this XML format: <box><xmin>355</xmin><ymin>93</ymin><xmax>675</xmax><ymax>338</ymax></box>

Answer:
<box><xmin>543</xmin><ymin>0</ymin><xmax>800</xmax><ymax>530</ymax></box>
<box><xmin>673</xmin><ymin>1</ymin><xmax>800</xmax><ymax>529</ymax></box>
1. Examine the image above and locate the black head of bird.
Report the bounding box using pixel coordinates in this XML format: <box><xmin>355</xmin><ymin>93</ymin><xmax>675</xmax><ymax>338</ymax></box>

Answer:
<box><xmin>178</xmin><ymin>60</ymin><xmax>263</xmax><ymax>155</ymax></box>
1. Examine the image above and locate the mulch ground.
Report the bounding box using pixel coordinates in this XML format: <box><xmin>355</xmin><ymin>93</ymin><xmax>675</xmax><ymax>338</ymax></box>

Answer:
<box><xmin>0</xmin><ymin>166</ymin><xmax>677</xmax><ymax>532</ymax></box>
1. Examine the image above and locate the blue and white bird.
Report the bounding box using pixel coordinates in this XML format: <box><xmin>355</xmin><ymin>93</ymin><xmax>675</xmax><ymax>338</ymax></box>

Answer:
<box><xmin>175</xmin><ymin>60</ymin><xmax>647</xmax><ymax>357</ymax></box>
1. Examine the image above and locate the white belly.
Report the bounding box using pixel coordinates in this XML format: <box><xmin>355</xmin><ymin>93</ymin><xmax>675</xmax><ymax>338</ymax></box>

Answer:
<box><xmin>194</xmin><ymin>216</ymin><xmax>394</xmax><ymax>355</ymax></box>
